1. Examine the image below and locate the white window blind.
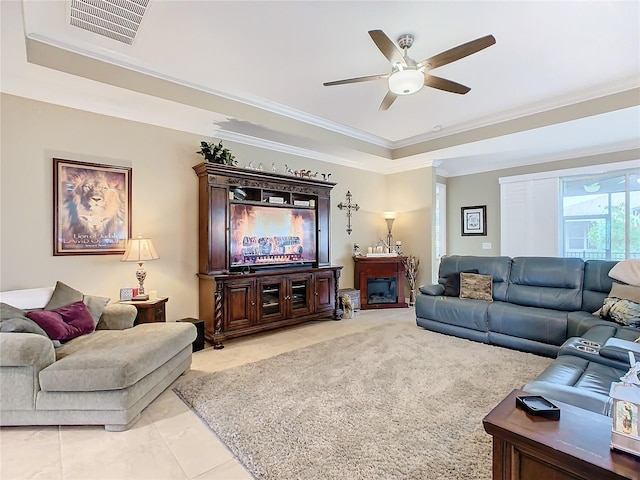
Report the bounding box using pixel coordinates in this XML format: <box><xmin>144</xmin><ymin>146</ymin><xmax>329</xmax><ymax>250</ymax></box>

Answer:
<box><xmin>500</xmin><ymin>177</ymin><xmax>559</xmax><ymax>257</ymax></box>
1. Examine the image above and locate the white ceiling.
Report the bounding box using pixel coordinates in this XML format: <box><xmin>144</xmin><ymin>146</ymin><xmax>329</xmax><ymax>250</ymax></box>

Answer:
<box><xmin>1</xmin><ymin>0</ymin><xmax>639</xmax><ymax>176</ymax></box>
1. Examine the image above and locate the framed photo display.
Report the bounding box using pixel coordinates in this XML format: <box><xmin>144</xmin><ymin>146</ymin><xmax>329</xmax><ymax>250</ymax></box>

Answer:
<box><xmin>461</xmin><ymin>205</ymin><xmax>487</xmax><ymax>236</ymax></box>
<box><xmin>53</xmin><ymin>158</ymin><xmax>132</xmax><ymax>255</ymax></box>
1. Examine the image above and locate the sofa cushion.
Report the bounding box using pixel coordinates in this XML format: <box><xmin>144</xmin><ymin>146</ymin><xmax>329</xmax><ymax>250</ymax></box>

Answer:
<box><xmin>488</xmin><ymin>302</ymin><xmax>567</xmax><ymax>346</ymax></box>
<box><xmin>45</xmin><ymin>281</ymin><xmax>83</xmax><ymax>310</ymax></box>
<box><xmin>39</xmin><ymin>322</ymin><xmax>196</xmax><ymax>392</ymax></box>
<box><xmin>522</xmin><ymin>355</ymin><xmax>623</xmax><ymax>416</ymax></box>
<box><xmin>600</xmin><ymin>297</ymin><xmax>640</xmax><ymax>328</ymax></box>
<box><xmin>0</xmin><ymin>303</ymin><xmax>50</xmax><ymax>338</ymax></box>
<box><xmin>44</xmin><ymin>281</ymin><xmax>109</xmax><ymax>326</ymax></box>
<box><xmin>507</xmin><ymin>257</ymin><xmax>583</xmax><ymax>311</ymax></box>
<box><xmin>414</xmin><ymin>295</ymin><xmax>490</xmax><ymax>332</ymax></box>
<box><xmin>443</xmin><ymin>269</ymin><xmax>478</xmax><ymax>296</ymax></box>
<box><xmin>608</xmin><ymin>283</ymin><xmax>640</xmax><ymax>303</ymax></box>
<box><xmin>582</xmin><ymin>260</ymin><xmax>619</xmax><ymax>313</ymax></box>
<box><xmin>82</xmin><ymin>295</ymin><xmax>110</xmax><ymax>325</ymax></box>
<box><xmin>438</xmin><ymin>256</ymin><xmax>511</xmax><ymax>301</ymax></box>
<box><xmin>27</xmin><ymin>301</ymin><xmax>96</xmax><ymax>341</ymax></box>
<box><xmin>1</xmin><ymin>303</ymin><xmax>62</xmax><ymax>348</ymax></box>
<box><xmin>567</xmin><ymin>311</ymin><xmax>615</xmax><ymax>339</ymax></box>
<box><xmin>608</xmin><ymin>259</ymin><xmax>640</xmax><ymax>286</ymax></box>
<box><xmin>592</xmin><ymin>282</ymin><xmax>640</xmax><ymax>317</ymax></box>
<box><xmin>418</xmin><ymin>284</ymin><xmax>444</xmax><ymax>296</ymax></box>
<box><xmin>459</xmin><ymin>273</ymin><xmax>493</xmax><ymax>301</ymax></box>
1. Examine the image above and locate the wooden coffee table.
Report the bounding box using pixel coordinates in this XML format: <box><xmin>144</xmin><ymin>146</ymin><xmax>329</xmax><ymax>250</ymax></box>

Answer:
<box><xmin>483</xmin><ymin>389</ymin><xmax>639</xmax><ymax>480</ymax></box>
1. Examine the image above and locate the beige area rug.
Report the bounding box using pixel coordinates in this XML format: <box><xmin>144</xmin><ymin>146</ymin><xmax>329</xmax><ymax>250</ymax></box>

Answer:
<box><xmin>174</xmin><ymin>322</ymin><xmax>552</xmax><ymax>480</ymax></box>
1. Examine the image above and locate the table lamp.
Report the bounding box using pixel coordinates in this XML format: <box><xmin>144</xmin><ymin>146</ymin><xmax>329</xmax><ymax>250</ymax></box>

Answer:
<box><xmin>121</xmin><ymin>234</ymin><xmax>159</xmax><ymax>301</ymax></box>
<box><xmin>384</xmin><ymin>212</ymin><xmax>396</xmax><ymax>253</ymax></box>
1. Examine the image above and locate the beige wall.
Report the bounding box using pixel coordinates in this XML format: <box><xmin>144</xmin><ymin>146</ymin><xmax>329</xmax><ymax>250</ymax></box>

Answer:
<box><xmin>0</xmin><ymin>94</ymin><xmax>388</xmax><ymax>319</ymax></box>
<box><xmin>446</xmin><ymin>149</ymin><xmax>640</xmax><ymax>256</ymax></box>
<box><xmin>385</xmin><ymin>167</ymin><xmax>435</xmax><ymax>289</ymax></box>
<box><xmin>3</xmin><ymin>93</ymin><xmax>636</xmax><ymax>317</ymax></box>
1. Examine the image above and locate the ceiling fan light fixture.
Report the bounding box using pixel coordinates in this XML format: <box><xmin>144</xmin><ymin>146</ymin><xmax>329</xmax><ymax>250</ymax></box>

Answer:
<box><xmin>388</xmin><ymin>69</ymin><xmax>424</xmax><ymax>95</ymax></box>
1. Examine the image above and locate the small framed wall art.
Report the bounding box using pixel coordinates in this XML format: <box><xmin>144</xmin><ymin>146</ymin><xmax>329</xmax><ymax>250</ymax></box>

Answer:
<box><xmin>461</xmin><ymin>205</ymin><xmax>487</xmax><ymax>236</ymax></box>
<box><xmin>53</xmin><ymin>158</ymin><xmax>132</xmax><ymax>255</ymax></box>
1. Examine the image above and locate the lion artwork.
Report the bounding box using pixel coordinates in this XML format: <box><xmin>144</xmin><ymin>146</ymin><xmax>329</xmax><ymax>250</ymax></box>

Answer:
<box><xmin>59</xmin><ymin>167</ymin><xmax>127</xmax><ymax>250</ymax></box>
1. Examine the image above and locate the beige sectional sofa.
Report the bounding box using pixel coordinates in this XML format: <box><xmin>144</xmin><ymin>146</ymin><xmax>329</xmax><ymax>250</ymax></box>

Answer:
<box><xmin>0</xmin><ymin>286</ymin><xmax>197</xmax><ymax>431</ymax></box>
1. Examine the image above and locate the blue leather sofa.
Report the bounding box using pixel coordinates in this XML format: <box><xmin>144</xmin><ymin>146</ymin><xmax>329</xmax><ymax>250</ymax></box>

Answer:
<box><xmin>416</xmin><ymin>255</ymin><xmax>639</xmax><ymax>415</ymax></box>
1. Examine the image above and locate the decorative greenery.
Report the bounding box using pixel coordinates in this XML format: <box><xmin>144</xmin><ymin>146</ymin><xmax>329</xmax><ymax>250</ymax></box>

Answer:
<box><xmin>402</xmin><ymin>255</ymin><xmax>420</xmax><ymax>305</ymax></box>
<box><xmin>197</xmin><ymin>140</ymin><xmax>237</xmax><ymax>165</ymax></box>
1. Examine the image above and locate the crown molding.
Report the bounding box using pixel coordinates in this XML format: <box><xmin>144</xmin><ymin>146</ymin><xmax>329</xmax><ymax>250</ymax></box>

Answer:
<box><xmin>25</xmin><ymin>32</ymin><xmax>393</xmax><ymax>149</ymax></box>
<box><xmin>392</xmin><ymin>79</ymin><xmax>640</xmax><ymax>149</ymax></box>
<box><xmin>215</xmin><ymin>130</ymin><xmax>379</xmax><ymax>172</ymax></box>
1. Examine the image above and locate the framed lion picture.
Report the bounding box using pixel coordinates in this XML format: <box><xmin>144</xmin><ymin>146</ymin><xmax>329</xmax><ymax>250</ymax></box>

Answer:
<box><xmin>53</xmin><ymin>158</ymin><xmax>132</xmax><ymax>255</ymax></box>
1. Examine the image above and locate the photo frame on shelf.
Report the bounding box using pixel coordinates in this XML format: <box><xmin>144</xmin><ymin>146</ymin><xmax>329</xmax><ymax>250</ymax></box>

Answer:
<box><xmin>461</xmin><ymin>205</ymin><xmax>487</xmax><ymax>236</ymax></box>
<box><xmin>53</xmin><ymin>158</ymin><xmax>132</xmax><ymax>255</ymax></box>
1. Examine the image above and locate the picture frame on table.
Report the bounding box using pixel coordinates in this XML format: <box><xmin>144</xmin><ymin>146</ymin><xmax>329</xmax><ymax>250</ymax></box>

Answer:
<box><xmin>53</xmin><ymin>158</ymin><xmax>132</xmax><ymax>255</ymax></box>
<box><xmin>461</xmin><ymin>205</ymin><xmax>487</xmax><ymax>236</ymax></box>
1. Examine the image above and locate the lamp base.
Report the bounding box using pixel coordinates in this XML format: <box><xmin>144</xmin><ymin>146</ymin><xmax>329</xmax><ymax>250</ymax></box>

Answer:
<box><xmin>131</xmin><ymin>294</ymin><xmax>149</xmax><ymax>301</ymax></box>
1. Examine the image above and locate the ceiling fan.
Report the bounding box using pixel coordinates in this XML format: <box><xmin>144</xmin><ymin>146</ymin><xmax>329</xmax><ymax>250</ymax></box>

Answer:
<box><xmin>323</xmin><ymin>30</ymin><xmax>496</xmax><ymax>111</ymax></box>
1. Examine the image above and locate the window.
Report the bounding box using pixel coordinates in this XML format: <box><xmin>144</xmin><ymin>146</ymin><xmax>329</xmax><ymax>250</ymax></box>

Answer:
<box><xmin>500</xmin><ymin>160</ymin><xmax>639</xmax><ymax>258</ymax></box>
<box><xmin>561</xmin><ymin>171</ymin><xmax>639</xmax><ymax>260</ymax></box>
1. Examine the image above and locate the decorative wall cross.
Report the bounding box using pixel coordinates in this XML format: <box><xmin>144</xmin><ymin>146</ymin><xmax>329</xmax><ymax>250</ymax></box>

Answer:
<box><xmin>337</xmin><ymin>190</ymin><xmax>360</xmax><ymax>235</ymax></box>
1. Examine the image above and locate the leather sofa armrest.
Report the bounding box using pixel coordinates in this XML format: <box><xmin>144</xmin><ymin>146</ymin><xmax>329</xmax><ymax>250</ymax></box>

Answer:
<box><xmin>599</xmin><ymin>338</ymin><xmax>640</xmax><ymax>364</ymax></box>
<box><xmin>419</xmin><ymin>284</ymin><xmax>445</xmax><ymax>296</ymax></box>
<box><xmin>96</xmin><ymin>304</ymin><xmax>137</xmax><ymax>330</ymax></box>
<box><xmin>0</xmin><ymin>332</ymin><xmax>55</xmax><ymax>368</ymax></box>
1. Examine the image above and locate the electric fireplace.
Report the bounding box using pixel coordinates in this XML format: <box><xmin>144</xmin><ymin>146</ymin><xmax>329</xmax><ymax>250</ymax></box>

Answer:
<box><xmin>353</xmin><ymin>256</ymin><xmax>408</xmax><ymax>309</ymax></box>
<box><xmin>367</xmin><ymin>277</ymin><xmax>397</xmax><ymax>304</ymax></box>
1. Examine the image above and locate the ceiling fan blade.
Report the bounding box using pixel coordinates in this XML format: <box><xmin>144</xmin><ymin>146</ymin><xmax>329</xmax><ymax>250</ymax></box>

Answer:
<box><xmin>369</xmin><ymin>30</ymin><xmax>406</xmax><ymax>66</ymax></box>
<box><xmin>379</xmin><ymin>91</ymin><xmax>397</xmax><ymax>111</ymax></box>
<box><xmin>424</xmin><ymin>74</ymin><xmax>471</xmax><ymax>94</ymax></box>
<box><xmin>417</xmin><ymin>34</ymin><xmax>496</xmax><ymax>70</ymax></box>
<box><xmin>323</xmin><ymin>73</ymin><xmax>389</xmax><ymax>87</ymax></box>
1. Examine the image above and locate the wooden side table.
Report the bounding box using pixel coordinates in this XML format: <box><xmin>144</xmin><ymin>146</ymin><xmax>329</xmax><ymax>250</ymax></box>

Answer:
<box><xmin>121</xmin><ymin>297</ymin><xmax>168</xmax><ymax>325</ymax></box>
<box><xmin>483</xmin><ymin>389</ymin><xmax>639</xmax><ymax>480</ymax></box>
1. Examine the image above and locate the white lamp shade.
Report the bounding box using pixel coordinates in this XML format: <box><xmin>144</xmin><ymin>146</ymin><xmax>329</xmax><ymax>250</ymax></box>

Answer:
<box><xmin>388</xmin><ymin>69</ymin><xmax>424</xmax><ymax>95</ymax></box>
<box><xmin>121</xmin><ymin>235</ymin><xmax>159</xmax><ymax>262</ymax></box>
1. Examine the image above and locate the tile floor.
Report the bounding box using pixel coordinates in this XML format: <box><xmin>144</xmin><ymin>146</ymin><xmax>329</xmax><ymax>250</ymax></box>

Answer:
<box><xmin>0</xmin><ymin>308</ymin><xmax>412</xmax><ymax>480</ymax></box>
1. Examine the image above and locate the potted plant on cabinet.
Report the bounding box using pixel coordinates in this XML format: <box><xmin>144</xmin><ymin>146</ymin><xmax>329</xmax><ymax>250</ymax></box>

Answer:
<box><xmin>197</xmin><ymin>140</ymin><xmax>237</xmax><ymax>165</ymax></box>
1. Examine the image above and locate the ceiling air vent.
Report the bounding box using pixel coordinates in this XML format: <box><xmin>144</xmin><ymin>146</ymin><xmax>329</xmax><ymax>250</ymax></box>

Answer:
<box><xmin>69</xmin><ymin>0</ymin><xmax>150</xmax><ymax>45</ymax></box>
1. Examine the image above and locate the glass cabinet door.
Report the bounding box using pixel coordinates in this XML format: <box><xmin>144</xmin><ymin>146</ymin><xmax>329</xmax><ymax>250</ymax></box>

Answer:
<box><xmin>259</xmin><ymin>281</ymin><xmax>283</xmax><ymax>320</ymax></box>
<box><xmin>290</xmin><ymin>279</ymin><xmax>308</xmax><ymax>312</ymax></box>
<box><xmin>289</xmin><ymin>274</ymin><xmax>313</xmax><ymax>317</ymax></box>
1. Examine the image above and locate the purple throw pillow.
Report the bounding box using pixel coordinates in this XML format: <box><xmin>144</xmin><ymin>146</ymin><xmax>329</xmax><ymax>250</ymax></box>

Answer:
<box><xmin>27</xmin><ymin>301</ymin><xmax>95</xmax><ymax>341</ymax></box>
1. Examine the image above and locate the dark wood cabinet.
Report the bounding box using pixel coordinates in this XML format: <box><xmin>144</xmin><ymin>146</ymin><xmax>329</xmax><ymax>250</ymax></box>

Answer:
<box><xmin>483</xmin><ymin>389</ymin><xmax>640</xmax><ymax>480</ymax></box>
<box><xmin>314</xmin><ymin>269</ymin><xmax>336</xmax><ymax>314</ymax></box>
<box><xmin>222</xmin><ymin>278</ymin><xmax>255</xmax><ymax>331</ymax></box>
<box><xmin>193</xmin><ymin>163</ymin><xmax>343</xmax><ymax>348</ymax></box>
<box><xmin>122</xmin><ymin>297</ymin><xmax>168</xmax><ymax>325</ymax></box>
<box><xmin>199</xmin><ymin>267</ymin><xmax>342</xmax><ymax>348</ymax></box>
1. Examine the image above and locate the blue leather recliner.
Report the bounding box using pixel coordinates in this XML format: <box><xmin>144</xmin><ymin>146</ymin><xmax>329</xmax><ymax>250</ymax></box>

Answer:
<box><xmin>416</xmin><ymin>255</ymin><xmax>639</xmax><ymax>415</ymax></box>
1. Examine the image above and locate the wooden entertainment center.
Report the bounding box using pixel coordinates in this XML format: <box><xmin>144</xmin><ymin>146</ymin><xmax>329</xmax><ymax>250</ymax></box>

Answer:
<box><xmin>193</xmin><ymin>163</ymin><xmax>343</xmax><ymax>348</ymax></box>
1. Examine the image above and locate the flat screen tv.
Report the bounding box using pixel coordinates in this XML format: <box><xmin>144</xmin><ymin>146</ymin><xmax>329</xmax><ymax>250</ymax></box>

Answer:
<box><xmin>229</xmin><ymin>204</ymin><xmax>317</xmax><ymax>268</ymax></box>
